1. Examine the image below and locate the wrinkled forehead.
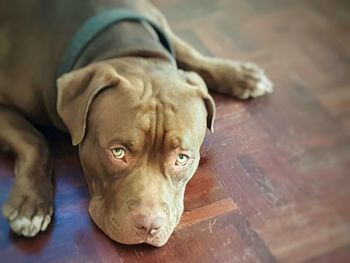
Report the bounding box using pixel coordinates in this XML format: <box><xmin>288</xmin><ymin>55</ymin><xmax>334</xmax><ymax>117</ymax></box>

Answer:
<box><xmin>88</xmin><ymin>85</ymin><xmax>207</xmax><ymax>150</ymax></box>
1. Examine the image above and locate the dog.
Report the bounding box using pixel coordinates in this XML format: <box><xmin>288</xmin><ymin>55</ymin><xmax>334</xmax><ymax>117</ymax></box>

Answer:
<box><xmin>0</xmin><ymin>0</ymin><xmax>273</xmax><ymax>247</ymax></box>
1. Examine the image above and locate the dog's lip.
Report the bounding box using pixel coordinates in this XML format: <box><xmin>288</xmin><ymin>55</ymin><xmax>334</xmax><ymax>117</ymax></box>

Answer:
<box><xmin>92</xmin><ymin>210</ymin><xmax>162</xmax><ymax>246</ymax></box>
<box><xmin>103</xmin><ymin>216</ymin><xmax>171</xmax><ymax>247</ymax></box>
<box><xmin>88</xmin><ymin>195</ymin><xmax>176</xmax><ymax>247</ymax></box>
<box><xmin>145</xmin><ymin>238</ymin><xmax>168</xmax><ymax>247</ymax></box>
<box><xmin>144</xmin><ymin>235</ymin><xmax>169</xmax><ymax>247</ymax></box>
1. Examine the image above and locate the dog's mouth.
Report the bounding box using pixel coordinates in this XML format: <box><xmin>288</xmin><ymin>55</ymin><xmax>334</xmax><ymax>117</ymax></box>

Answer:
<box><xmin>104</xmin><ymin>216</ymin><xmax>174</xmax><ymax>247</ymax></box>
<box><xmin>144</xmin><ymin>233</ymin><xmax>170</xmax><ymax>247</ymax></box>
<box><xmin>88</xmin><ymin>199</ymin><xmax>176</xmax><ymax>247</ymax></box>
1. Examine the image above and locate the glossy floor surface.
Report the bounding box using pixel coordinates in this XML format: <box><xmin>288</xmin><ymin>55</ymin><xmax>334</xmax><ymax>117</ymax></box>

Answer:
<box><xmin>1</xmin><ymin>0</ymin><xmax>350</xmax><ymax>262</ymax></box>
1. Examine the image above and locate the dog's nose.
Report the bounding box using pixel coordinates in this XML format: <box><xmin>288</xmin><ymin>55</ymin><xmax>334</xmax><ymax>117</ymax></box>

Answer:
<box><xmin>133</xmin><ymin>213</ymin><xmax>164</xmax><ymax>234</ymax></box>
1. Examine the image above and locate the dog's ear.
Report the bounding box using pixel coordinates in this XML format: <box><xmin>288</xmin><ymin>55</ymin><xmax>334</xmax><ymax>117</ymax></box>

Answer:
<box><xmin>183</xmin><ymin>71</ymin><xmax>216</xmax><ymax>132</ymax></box>
<box><xmin>203</xmin><ymin>94</ymin><xmax>215</xmax><ymax>132</ymax></box>
<box><xmin>57</xmin><ymin>63</ymin><xmax>121</xmax><ymax>145</ymax></box>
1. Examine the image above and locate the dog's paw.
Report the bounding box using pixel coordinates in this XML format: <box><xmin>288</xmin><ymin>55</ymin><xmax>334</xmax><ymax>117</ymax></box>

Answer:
<box><xmin>2</xmin><ymin>193</ymin><xmax>53</xmax><ymax>237</ymax></box>
<box><xmin>232</xmin><ymin>62</ymin><xmax>273</xmax><ymax>99</ymax></box>
<box><xmin>209</xmin><ymin>60</ymin><xmax>273</xmax><ymax>99</ymax></box>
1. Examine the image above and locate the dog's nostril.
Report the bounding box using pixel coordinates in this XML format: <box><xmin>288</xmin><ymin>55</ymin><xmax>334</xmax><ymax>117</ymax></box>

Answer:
<box><xmin>133</xmin><ymin>213</ymin><xmax>164</xmax><ymax>233</ymax></box>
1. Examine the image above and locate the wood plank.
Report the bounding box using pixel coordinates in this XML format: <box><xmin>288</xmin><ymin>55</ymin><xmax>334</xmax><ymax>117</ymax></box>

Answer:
<box><xmin>177</xmin><ymin>197</ymin><xmax>237</xmax><ymax>229</ymax></box>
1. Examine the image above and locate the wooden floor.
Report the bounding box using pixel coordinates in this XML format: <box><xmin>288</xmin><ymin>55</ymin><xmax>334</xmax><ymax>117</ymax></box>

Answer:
<box><xmin>1</xmin><ymin>0</ymin><xmax>350</xmax><ymax>262</ymax></box>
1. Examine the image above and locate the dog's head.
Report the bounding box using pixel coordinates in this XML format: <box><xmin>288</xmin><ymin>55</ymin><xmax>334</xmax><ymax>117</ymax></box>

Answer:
<box><xmin>56</xmin><ymin>58</ymin><xmax>215</xmax><ymax>247</ymax></box>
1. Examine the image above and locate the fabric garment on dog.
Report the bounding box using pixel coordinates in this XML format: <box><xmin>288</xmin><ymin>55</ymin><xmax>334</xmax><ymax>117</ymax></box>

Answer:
<box><xmin>57</xmin><ymin>8</ymin><xmax>175</xmax><ymax>77</ymax></box>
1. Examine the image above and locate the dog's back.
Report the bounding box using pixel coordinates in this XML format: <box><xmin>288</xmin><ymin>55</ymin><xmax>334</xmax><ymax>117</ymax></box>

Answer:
<box><xmin>0</xmin><ymin>0</ymin><xmax>152</xmax><ymax>124</ymax></box>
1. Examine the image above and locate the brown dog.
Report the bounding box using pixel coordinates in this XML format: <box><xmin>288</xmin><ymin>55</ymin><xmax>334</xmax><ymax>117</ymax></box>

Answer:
<box><xmin>0</xmin><ymin>0</ymin><xmax>272</xmax><ymax>247</ymax></box>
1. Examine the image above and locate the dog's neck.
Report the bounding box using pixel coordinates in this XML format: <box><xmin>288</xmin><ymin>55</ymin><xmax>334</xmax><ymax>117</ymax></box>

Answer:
<box><xmin>73</xmin><ymin>21</ymin><xmax>175</xmax><ymax>69</ymax></box>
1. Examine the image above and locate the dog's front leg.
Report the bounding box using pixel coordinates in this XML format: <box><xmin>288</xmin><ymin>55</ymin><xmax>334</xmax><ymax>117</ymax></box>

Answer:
<box><xmin>170</xmin><ymin>32</ymin><xmax>273</xmax><ymax>99</ymax></box>
<box><xmin>0</xmin><ymin>105</ymin><xmax>53</xmax><ymax>237</ymax></box>
<box><xmin>147</xmin><ymin>3</ymin><xmax>273</xmax><ymax>98</ymax></box>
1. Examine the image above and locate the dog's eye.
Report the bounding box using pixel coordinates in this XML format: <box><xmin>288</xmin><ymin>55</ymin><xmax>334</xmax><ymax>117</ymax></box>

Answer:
<box><xmin>111</xmin><ymin>148</ymin><xmax>126</xmax><ymax>159</ymax></box>
<box><xmin>175</xmin><ymin>154</ymin><xmax>189</xmax><ymax>166</ymax></box>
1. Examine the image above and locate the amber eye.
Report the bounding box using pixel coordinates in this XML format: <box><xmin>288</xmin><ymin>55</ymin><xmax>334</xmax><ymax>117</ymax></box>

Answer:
<box><xmin>175</xmin><ymin>154</ymin><xmax>189</xmax><ymax>166</ymax></box>
<box><xmin>111</xmin><ymin>148</ymin><xmax>126</xmax><ymax>159</ymax></box>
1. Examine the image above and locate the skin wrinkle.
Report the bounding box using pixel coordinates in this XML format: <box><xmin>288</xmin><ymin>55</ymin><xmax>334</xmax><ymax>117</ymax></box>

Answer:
<box><xmin>138</xmin><ymin>78</ymin><xmax>150</xmax><ymax>101</ymax></box>
<box><xmin>106</xmin><ymin>214</ymin><xmax>124</xmax><ymax>240</ymax></box>
<box><xmin>106</xmin><ymin>167</ymin><xmax>173</xmax><ymax>245</ymax></box>
<box><xmin>138</xmin><ymin>86</ymin><xmax>168</xmax><ymax>170</ymax></box>
<box><xmin>73</xmin><ymin>58</ymin><xmax>209</xmax><ymax>246</ymax></box>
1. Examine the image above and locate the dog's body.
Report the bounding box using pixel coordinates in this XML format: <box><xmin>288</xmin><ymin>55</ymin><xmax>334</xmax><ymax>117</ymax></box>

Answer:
<box><xmin>0</xmin><ymin>0</ymin><xmax>272</xmax><ymax>246</ymax></box>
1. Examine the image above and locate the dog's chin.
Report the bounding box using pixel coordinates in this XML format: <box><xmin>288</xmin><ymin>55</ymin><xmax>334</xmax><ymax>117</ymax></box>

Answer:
<box><xmin>102</xmin><ymin>219</ymin><xmax>173</xmax><ymax>247</ymax></box>
<box><xmin>145</xmin><ymin>235</ymin><xmax>170</xmax><ymax>247</ymax></box>
<box><xmin>102</xmin><ymin>229</ymin><xmax>171</xmax><ymax>247</ymax></box>
<box><xmin>88</xmin><ymin>201</ymin><xmax>173</xmax><ymax>247</ymax></box>
<box><xmin>106</xmin><ymin>227</ymin><xmax>172</xmax><ymax>247</ymax></box>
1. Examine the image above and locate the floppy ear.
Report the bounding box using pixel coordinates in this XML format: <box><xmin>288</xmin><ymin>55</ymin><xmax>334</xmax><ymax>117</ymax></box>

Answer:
<box><xmin>183</xmin><ymin>71</ymin><xmax>216</xmax><ymax>132</ymax></box>
<box><xmin>57</xmin><ymin>63</ymin><xmax>121</xmax><ymax>145</ymax></box>
<box><xmin>203</xmin><ymin>94</ymin><xmax>216</xmax><ymax>132</ymax></box>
